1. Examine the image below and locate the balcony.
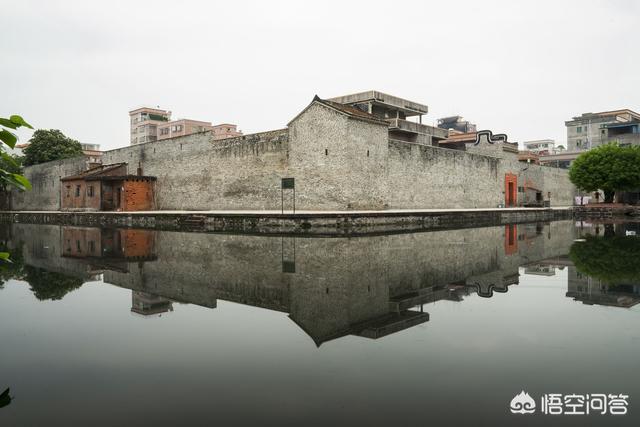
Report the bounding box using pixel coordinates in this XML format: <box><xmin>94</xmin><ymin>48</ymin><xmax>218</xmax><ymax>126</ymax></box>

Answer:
<box><xmin>386</xmin><ymin>118</ymin><xmax>448</xmax><ymax>138</ymax></box>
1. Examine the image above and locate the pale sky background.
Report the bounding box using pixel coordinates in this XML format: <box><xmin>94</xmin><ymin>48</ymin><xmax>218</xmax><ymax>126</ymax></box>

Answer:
<box><xmin>2</xmin><ymin>0</ymin><xmax>639</xmax><ymax>151</ymax></box>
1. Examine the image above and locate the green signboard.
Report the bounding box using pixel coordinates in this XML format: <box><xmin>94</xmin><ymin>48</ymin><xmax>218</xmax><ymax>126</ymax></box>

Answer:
<box><xmin>281</xmin><ymin>178</ymin><xmax>295</xmax><ymax>189</ymax></box>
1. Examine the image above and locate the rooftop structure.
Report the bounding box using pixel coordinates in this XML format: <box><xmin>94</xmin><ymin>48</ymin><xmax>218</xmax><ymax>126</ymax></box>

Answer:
<box><xmin>565</xmin><ymin>109</ymin><xmax>640</xmax><ymax>151</ymax></box>
<box><xmin>328</xmin><ymin>90</ymin><xmax>448</xmax><ymax>145</ymax></box>
<box><xmin>437</xmin><ymin>131</ymin><xmax>519</xmax><ymax>154</ymax></box>
<box><xmin>437</xmin><ymin>116</ymin><xmax>477</xmax><ymax>134</ymax></box>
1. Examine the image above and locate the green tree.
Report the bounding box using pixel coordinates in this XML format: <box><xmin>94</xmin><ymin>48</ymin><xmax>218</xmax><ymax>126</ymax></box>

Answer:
<box><xmin>569</xmin><ymin>143</ymin><xmax>640</xmax><ymax>203</ymax></box>
<box><xmin>23</xmin><ymin>129</ymin><xmax>83</xmax><ymax>166</ymax></box>
<box><xmin>0</xmin><ymin>153</ymin><xmax>24</xmax><ymax>192</ymax></box>
<box><xmin>0</xmin><ymin>114</ymin><xmax>32</xmax><ymax>263</ymax></box>
<box><xmin>0</xmin><ymin>115</ymin><xmax>32</xmax><ymax>193</ymax></box>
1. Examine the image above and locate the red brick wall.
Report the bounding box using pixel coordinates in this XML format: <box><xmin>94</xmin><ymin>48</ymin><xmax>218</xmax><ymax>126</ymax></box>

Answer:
<box><xmin>123</xmin><ymin>179</ymin><xmax>154</xmax><ymax>211</ymax></box>
<box><xmin>122</xmin><ymin>229</ymin><xmax>155</xmax><ymax>258</ymax></box>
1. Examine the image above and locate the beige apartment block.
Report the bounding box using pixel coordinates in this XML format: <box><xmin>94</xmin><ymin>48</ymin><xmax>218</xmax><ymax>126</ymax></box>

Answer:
<box><xmin>131</xmin><ymin>107</ymin><xmax>242</xmax><ymax>144</ymax></box>
<box><xmin>157</xmin><ymin>119</ymin><xmax>215</xmax><ymax>141</ymax></box>
<box><xmin>129</xmin><ymin>107</ymin><xmax>171</xmax><ymax>145</ymax></box>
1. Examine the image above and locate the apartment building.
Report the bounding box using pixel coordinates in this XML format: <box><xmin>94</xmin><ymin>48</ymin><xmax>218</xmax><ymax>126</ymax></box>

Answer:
<box><xmin>522</xmin><ymin>139</ymin><xmax>555</xmax><ymax>155</ymax></box>
<box><xmin>129</xmin><ymin>107</ymin><xmax>171</xmax><ymax>145</ymax></box>
<box><xmin>565</xmin><ymin>109</ymin><xmax>640</xmax><ymax>151</ymax></box>
<box><xmin>130</xmin><ymin>107</ymin><xmax>242</xmax><ymax>144</ymax></box>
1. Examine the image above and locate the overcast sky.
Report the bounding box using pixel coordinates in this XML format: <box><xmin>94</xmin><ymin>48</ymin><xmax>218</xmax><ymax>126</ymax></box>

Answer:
<box><xmin>2</xmin><ymin>0</ymin><xmax>639</xmax><ymax>151</ymax></box>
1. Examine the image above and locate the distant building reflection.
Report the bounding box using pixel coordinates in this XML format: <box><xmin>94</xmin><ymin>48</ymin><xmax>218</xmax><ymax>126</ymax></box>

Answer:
<box><xmin>131</xmin><ymin>291</ymin><xmax>174</xmax><ymax>316</ymax></box>
<box><xmin>567</xmin><ymin>268</ymin><xmax>640</xmax><ymax>308</ymax></box>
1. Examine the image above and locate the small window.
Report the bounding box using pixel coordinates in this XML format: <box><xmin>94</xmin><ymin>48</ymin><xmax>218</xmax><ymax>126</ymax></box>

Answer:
<box><xmin>325</xmin><ymin>149</ymin><xmax>328</xmax><ymax>156</ymax></box>
<box><xmin>601</xmin><ymin>129</ymin><xmax>606</xmax><ymax>134</ymax></box>
<box><xmin>87</xmin><ymin>185</ymin><xmax>94</xmax><ymax>197</ymax></box>
<box><xmin>76</xmin><ymin>240</ymin><xmax>81</xmax><ymax>252</ymax></box>
<box><xmin>88</xmin><ymin>240</ymin><xmax>95</xmax><ymax>253</ymax></box>
<box><xmin>66</xmin><ymin>185</ymin><xmax>71</xmax><ymax>197</ymax></box>
<box><xmin>75</xmin><ymin>185</ymin><xmax>81</xmax><ymax>197</ymax></box>
<box><xmin>367</xmin><ymin>150</ymin><xmax>370</xmax><ymax>157</ymax></box>
<box><xmin>576</xmin><ymin>126</ymin><xmax>582</xmax><ymax>133</ymax></box>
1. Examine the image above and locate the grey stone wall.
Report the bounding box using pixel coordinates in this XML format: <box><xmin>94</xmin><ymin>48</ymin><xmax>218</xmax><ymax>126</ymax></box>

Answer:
<box><xmin>386</xmin><ymin>141</ymin><xmax>502</xmax><ymax>208</ymax></box>
<box><xmin>288</xmin><ymin>102</ymin><xmax>390</xmax><ymax>210</ymax></box>
<box><xmin>12</xmin><ymin>157</ymin><xmax>87</xmax><ymax>210</ymax></box>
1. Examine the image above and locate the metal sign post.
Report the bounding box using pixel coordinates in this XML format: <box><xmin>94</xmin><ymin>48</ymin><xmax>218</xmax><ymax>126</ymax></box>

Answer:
<box><xmin>281</xmin><ymin>178</ymin><xmax>295</xmax><ymax>214</ymax></box>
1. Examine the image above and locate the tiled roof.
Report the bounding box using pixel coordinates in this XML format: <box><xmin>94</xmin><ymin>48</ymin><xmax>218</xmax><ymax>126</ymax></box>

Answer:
<box><xmin>61</xmin><ymin>163</ymin><xmax>126</xmax><ymax>181</ymax></box>
<box><xmin>439</xmin><ymin>132</ymin><xmax>477</xmax><ymax>144</ymax></box>
<box><xmin>315</xmin><ymin>96</ymin><xmax>389</xmax><ymax>125</ymax></box>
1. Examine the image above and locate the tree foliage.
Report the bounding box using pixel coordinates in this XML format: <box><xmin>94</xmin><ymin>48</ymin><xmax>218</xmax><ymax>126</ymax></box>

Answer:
<box><xmin>23</xmin><ymin>129</ymin><xmax>83</xmax><ymax>166</ymax></box>
<box><xmin>0</xmin><ymin>114</ymin><xmax>32</xmax><ymax>263</ymax></box>
<box><xmin>569</xmin><ymin>143</ymin><xmax>640</xmax><ymax>203</ymax></box>
<box><xmin>569</xmin><ymin>235</ymin><xmax>640</xmax><ymax>283</ymax></box>
<box><xmin>0</xmin><ymin>115</ymin><xmax>32</xmax><ymax>192</ymax></box>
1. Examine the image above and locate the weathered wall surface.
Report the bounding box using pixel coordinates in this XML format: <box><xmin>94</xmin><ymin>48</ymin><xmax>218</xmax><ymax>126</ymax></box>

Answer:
<box><xmin>10</xmin><ymin>100</ymin><xmax>575</xmax><ymax>211</ymax></box>
<box><xmin>385</xmin><ymin>141</ymin><xmax>502</xmax><ymax>209</ymax></box>
<box><xmin>12</xmin><ymin>157</ymin><xmax>87</xmax><ymax>210</ymax></box>
<box><xmin>288</xmin><ymin>102</ymin><xmax>389</xmax><ymax>210</ymax></box>
<box><xmin>100</xmin><ymin>129</ymin><xmax>290</xmax><ymax>210</ymax></box>
<box><xmin>13</xmin><ymin>130</ymin><xmax>290</xmax><ymax>211</ymax></box>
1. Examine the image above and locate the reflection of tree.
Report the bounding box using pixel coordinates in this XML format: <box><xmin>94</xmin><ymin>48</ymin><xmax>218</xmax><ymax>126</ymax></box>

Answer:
<box><xmin>0</xmin><ymin>245</ymin><xmax>25</xmax><ymax>289</ymax></box>
<box><xmin>570</xmin><ymin>236</ymin><xmax>640</xmax><ymax>283</ymax></box>
<box><xmin>23</xmin><ymin>266</ymin><xmax>84</xmax><ymax>300</ymax></box>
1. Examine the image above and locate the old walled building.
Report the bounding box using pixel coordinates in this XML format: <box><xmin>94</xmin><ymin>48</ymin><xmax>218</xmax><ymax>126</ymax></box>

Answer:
<box><xmin>14</xmin><ymin>91</ymin><xmax>576</xmax><ymax>211</ymax></box>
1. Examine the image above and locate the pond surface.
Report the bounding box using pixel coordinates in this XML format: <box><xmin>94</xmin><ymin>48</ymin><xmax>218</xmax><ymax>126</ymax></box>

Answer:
<box><xmin>1</xmin><ymin>221</ymin><xmax>639</xmax><ymax>426</ymax></box>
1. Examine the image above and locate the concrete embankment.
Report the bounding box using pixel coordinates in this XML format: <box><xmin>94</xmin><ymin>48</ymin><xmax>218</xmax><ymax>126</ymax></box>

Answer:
<box><xmin>573</xmin><ymin>205</ymin><xmax>640</xmax><ymax>219</ymax></box>
<box><xmin>0</xmin><ymin>208</ymin><xmax>573</xmax><ymax>236</ymax></box>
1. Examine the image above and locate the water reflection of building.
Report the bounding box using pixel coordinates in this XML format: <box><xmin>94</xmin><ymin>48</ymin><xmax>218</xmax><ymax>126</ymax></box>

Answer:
<box><xmin>567</xmin><ymin>267</ymin><xmax>640</xmax><ymax>308</ymax></box>
<box><xmin>131</xmin><ymin>291</ymin><xmax>173</xmax><ymax>316</ymax></box>
<box><xmin>6</xmin><ymin>221</ymin><xmax>576</xmax><ymax>344</ymax></box>
<box><xmin>59</xmin><ymin>227</ymin><xmax>165</xmax><ymax>314</ymax></box>
<box><xmin>62</xmin><ymin>227</ymin><xmax>157</xmax><ymax>272</ymax></box>
<box><xmin>524</xmin><ymin>265</ymin><xmax>556</xmax><ymax>276</ymax></box>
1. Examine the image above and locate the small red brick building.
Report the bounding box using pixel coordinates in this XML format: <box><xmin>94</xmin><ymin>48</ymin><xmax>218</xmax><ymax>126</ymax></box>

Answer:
<box><xmin>61</xmin><ymin>163</ymin><xmax>156</xmax><ymax>211</ymax></box>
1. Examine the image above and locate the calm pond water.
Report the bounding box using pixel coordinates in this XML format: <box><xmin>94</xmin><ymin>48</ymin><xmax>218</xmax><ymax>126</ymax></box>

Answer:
<box><xmin>1</xmin><ymin>220</ymin><xmax>639</xmax><ymax>426</ymax></box>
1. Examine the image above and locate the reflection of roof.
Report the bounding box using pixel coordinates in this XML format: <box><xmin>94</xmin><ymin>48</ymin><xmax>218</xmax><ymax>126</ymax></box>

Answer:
<box><xmin>61</xmin><ymin>163</ymin><xmax>126</xmax><ymax>181</ymax></box>
<box><xmin>289</xmin><ymin>309</ymin><xmax>429</xmax><ymax>347</ymax></box>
